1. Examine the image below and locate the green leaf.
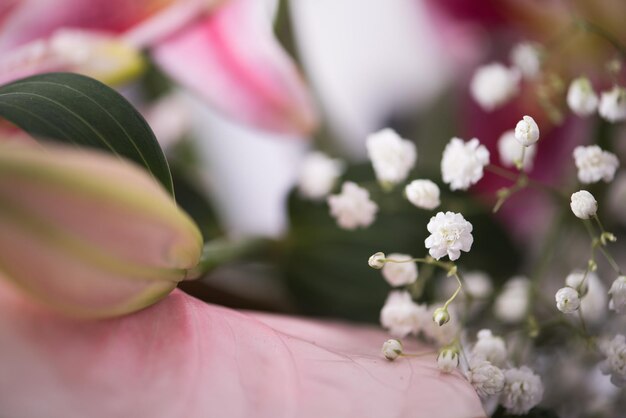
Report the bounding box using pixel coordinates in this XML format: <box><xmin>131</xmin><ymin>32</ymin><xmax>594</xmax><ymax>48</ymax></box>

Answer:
<box><xmin>281</xmin><ymin>163</ymin><xmax>521</xmax><ymax>323</ymax></box>
<box><xmin>0</xmin><ymin>72</ymin><xmax>173</xmax><ymax>194</ymax></box>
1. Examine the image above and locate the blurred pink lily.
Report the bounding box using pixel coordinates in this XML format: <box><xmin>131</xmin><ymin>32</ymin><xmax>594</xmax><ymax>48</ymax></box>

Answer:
<box><xmin>0</xmin><ymin>282</ymin><xmax>485</xmax><ymax>418</ymax></box>
<box><xmin>0</xmin><ymin>0</ymin><xmax>317</xmax><ymax>136</ymax></box>
<box><xmin>0</xmin><ymin>142</ymin><xmax>203</xmax><ymax>318</ymax></box>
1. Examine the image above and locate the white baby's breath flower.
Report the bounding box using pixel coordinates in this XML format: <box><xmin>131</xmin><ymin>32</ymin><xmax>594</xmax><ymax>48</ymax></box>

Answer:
<box><xmin>501</xmin><ymin>367</ymin><xmax>544</xmax><ymax>415</ymax></box>
<box><xmin>437</xmin><ymin>348</ymin><xmax>459</xmax><ymax>373</ymax></box>
<box><xmin>366</xmin><ymin>128</ymin><xmax>417</xmax><ymax>187</ymax></box>
<box><xmin>467</xmin><ymin>359</ymin><xmax>505</xmax><ymax>398</ymax></box>
<box><xmin>555</xmin><ymin>287</ymin><xmax>581</xmax><ymax>314</ymax></box>
<box><xmin>381</xmin><ymin>339</ymin><xmax>403</xmax><ymax>361</ymax></box>
<box><xmin>425</xmin><ymin>211</ymin><xmax>473</xmax><ymax>261</ymax></box>
<box><xmin>579</xmin><ymin>272</ymin><xmax>607</xmax><ymax>325</ymax></box>
<box><xmin>381</xmin><ymin>253</ymin><xmax>418</xmax><ymax>287</ymax></box>
<box><xmin>327</xmin><ymin>182</ymin><xmax>378</xmax><ymax>230</ymax></box>
<box><xmin>441</xmin><ymin>137</ymin><xmax>490</xmax><ymax>190</ymax></box>
<box><xmin>497</xmin><ymin>130</ymin><xmax>536</xmax><ymax>171</ymax></box>
<box><xmin>298</xmin><ymin>152</ymin><xmax>344</xmax><ymax>200</ymax></box>
<box><xmin>405</xmin><ymin>179</ymin><xmax>440</xmax><ymax>210</ymax></box>
<box><xmin>570</xmin><ymin>190</ymin><xmax>598</xmax><ymax>219</ymax></box>
<box><xmin>368</xmin><ymin>252</ymin><xmax>386</xmax><ymax>269</ymax></box>
<box><xmin>471</xmin><ymin>329</ymin><xmax>507</xmax><ymax>367</ymax></box>
<box><xmin>470</xmin><ymin>63</ymin><xmax>520</xmax><ymax>111</ymax></box>
<box><xmin>599</xmin><ymin>334</ymin><xmax>626</xmax><ymax>387</ymax></box>
<box><xmin>514</xmin><ymin>115</ymin><xmax>540</xmax><ymax>147</ymax></box>
<box><xmin>494</xmin><ymin>277</ymin><xmax>530</xmax><ymax>323</ymax></box>
<box><xmin>380</xmin><ymin>291</ymin><xmax>426</xmax><ymax>338</ymax></box>
<box><xmin>598</xmin><ymin>86</ymin><xmax>626</xmax><ymax>122</ymax></box>
<box><xmin>573</xmin><ymin>145</ymin><xmax>619</xmax><ymax>184</ymax></box>
<box><xmin>510</xmin><ymin>42</ymin><xmax>541</xmax><ymax>78</ymax></box>
<box><xmin>567</xmin><ymin>77</ymin><xmax>599</xmax><ymax>117</ymax></box>
<box><xmin>609</xmin><ymin>276</ymin><xmax>626</xmax><ymax>314</ymax></box>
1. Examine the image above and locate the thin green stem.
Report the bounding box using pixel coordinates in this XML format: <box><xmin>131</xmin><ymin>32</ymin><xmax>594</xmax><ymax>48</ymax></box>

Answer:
<box><xmin>576</xmin><ymin>19</ymin><xmax>626</xmax><ymax>58</ymax></box>
<box><xmin>598</xmin><ymin>245</ymin><xmax>623</xmax><ymax>275</ymax></box>
<box><xmin>593</xmin><ymin>214</ymin><xmax>607</xmax><ymax>235</ymax></box>
<box><xmin>443</xmin><ymin>274</ymin><xmax>463</xmax><ymax>310</ymax></box>
<box><xmin>400</xmin><ymin>351</ymin><xmax>436</xmax><ymax>358</ymax></box>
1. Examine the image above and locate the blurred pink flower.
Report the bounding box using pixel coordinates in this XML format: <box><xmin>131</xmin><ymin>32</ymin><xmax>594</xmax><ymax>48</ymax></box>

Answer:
<box><xmin>0</xmin><ymin>281</ymin><xmax>485</xmax><ymax>418</ymax></box>
<box><xmin>0</xmin><ymin>0</ymin><xmax>317</xmax><ymax>136</ymax></box>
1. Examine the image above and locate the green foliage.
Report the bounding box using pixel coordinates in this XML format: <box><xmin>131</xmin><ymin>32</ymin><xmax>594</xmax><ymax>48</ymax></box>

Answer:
<box><xmin>282</xmin><ymin>163</ymin><xmax>521</xmax><ymax>322</ymax></box>
<box><xmin>492</xmin><ymin>406</ymin><xmax>560</xmax><ymax>418</ymax></box>
<box><xmin>0</xmin><ymin>72</ymin><xmax>173</xmax><ymax>194</ymax></box>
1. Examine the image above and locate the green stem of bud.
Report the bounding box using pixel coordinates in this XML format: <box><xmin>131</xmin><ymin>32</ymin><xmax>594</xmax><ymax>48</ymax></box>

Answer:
<box><xmin>188</xmin><ymin>237</ymin><xmax>272</xmax><ymax>279</ymax></box>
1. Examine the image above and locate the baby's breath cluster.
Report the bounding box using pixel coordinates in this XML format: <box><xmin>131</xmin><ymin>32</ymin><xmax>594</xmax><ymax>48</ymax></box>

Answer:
<box><xmin>296</xmin><ymin>23</ymin><xmax>626</xmax><ymax>415</ymax></box>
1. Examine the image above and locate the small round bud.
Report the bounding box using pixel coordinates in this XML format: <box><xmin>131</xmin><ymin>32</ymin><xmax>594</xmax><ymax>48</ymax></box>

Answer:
<box><xmin>437</xmin><ymin>347</ymin><xmax>459</xmax><ymax>373</ymax></box>
<box><xmin>433</xmin><ymin>307</ymin><xmax>450</xmax><ymax>326</ymax></box>
<box><xmin>368</xmin><ymin>252</ymin><xmax>386</xmax><ymax>269</ymax></box>
<box><xmin>570</xmin><ymin>190</ymin><xmax>597</xmax><ymax>219</ymax></box>
<box><xmin>514</xmin><ymin>115</ymin><xmax>540</xmax><ymax>146</ymax></box>
<box><xmin>555</xmin><ymin>287</ymin><xmax>581</xmax><ymax>314</ymax></box>
<box><xmin>469</xmin><ymin>63</ymin><xmax>520</xmax><ymax>111</ymax></box>
<box><xmin>405</xmin><ymin>179</ymin><xmax>440</xmax><ymax>210</ymax></box>
<box><xmin>567</xmin><ymin>77</ymin><xmax>598</xmax><ymax>117</ymax></box>
<box><xmin>510</xmin><ymin>42</ymin><xmax>541</xmax><ymax>79</ymax></box>
<box><xmin>381</xmin><ymin>339</ymin><xmax>403</xmax><ymax>361</ymax></box>
<box><xmin>565</xmin><ymin>270</ymin><xmax>589</xmax><ymax>296</ymax></box>
<box><xmin>609</xmin><ymin>276</ymin><xmax>626</xmax><ymax>314</ymax></box>
<box><xmin>598</xmin><ymin>86</ymin><xmax>626</xmax><ymax>123</ymax></box>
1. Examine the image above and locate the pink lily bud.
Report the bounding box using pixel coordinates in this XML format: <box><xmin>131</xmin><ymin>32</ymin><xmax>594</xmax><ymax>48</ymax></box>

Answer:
<box><xmin>0</xmin><ymin>143</ymin><xmax>203</xmax><ymax>318</ymax></box>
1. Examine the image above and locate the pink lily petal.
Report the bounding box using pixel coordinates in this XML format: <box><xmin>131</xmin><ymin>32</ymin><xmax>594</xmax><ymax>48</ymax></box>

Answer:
<box><xmin>0</xmin><ymin>0</ymin><xmax>178</xmax><ymax>52</ymax></box>
<box><xmin>0</xmin><ymin>283</ymin><xmax>485</xmax><ymax>418</ymax></box>
<box><xmin>152</xmin><ymin>0</ymin><xmax>318</xmax><ymax>136</ymax></box>
<box><xmin>0</xmin><ymin>143</ymin><xmax>202</xmax><ymax>317</ymax></box>
<box><xmin>0</xmin><ymin>29</ymin><xmax>144</xmax><ymax>86</ymax></box>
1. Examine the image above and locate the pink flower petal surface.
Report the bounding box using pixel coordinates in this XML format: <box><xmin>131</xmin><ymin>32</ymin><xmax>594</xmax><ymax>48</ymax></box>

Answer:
<box><xmin>0</xmin><ymin>283</ymin><xmax>485</xmax><ymax>418</ymax></box>
<box><xmin>153</xmin><ymin>0</ymin><xmax>317</xmax><ymax>136</ymax></box>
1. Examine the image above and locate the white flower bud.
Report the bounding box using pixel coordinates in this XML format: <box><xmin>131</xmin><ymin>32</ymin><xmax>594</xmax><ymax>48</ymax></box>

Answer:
<box><xmin>501</xmin><ymin>367</ymin><xmax>544</xmax><ymax>415</ymax></box>
<box><xmin>471</xmin><ymin>329</ymin><xmax>507</xmax><ymax>367</ymax></box>
<box><xmin>497</xmin><ymin>130</ymin><xmax>536</xmax><ymax>171</ymax></box>
<box><xmin>433</xmin><ymin>307</ymin><xmax>451</xmax><ymax>326</ymax></box>
<box><xmin>327</xmin><ymin>182</ymin><xmax>378</xmax><ymax>230</ymax></box>
<box><xmin>494</xmin><ymin>277</ymin><xmax>530</xmax><ymax>323</ymax></box>
<box><xmin>570</xmin><ymin>190</ymin><xmax>598</xmax><ymax>219</ymax></box>
<box><xmin>381</xmin><ymin>339</ymin><xmax>403</xmax><ymax>361</ymax></box>
<box><xmin>567</xmin><ymin>77</ymin><xmax>599</xmax><ymax>117</ymax></box>
<box><xmin>510</xmin><ymin>42</ymin><xmax>541</xmax><ymax>79</ymax></box>
<box><xmin>366</xmin><ymin>128</ymin><xmax>417</xmax><ymax>187</ymax></box>
<box><xmin>599</xmin><ymin>334</ymin><xmax>626</xmax><ymax>387</ymax></box>
<box><xmin>555</xmin><ymin>287</ymin><xmax>581</xmax><ymax>314</ymax></box>
<box><xmin>467</xmin><ymin>359</ymin><xmax>505</xmax><ymax>397</ymax></box>
<box><xmin>368</xmin><ymin>252</ymin><xmax>386</xmax><ymax>269</ymax></box>
<box><xmin>598</xmin><ymin>86</ymin><xmax>626</xmax><ymax>122</ymax></box>
<box><xmin>565</xmin><ymin>270</ymin><xmax>589</xmax><ymax>296</ymax></box>
<box><xmin>609</xmin><ymin>276</ymin><xmax>626</xmax><ymax>314</ymax></box>
<box><xmin>381</xmin><ymin>253</ymin><xmax>418</xmax><ymax>287</ymax></box>
<box><xmin>441</xmin><ymin>137</ymin><xmax>490</xmax><ymax>191</ymax></box>
<box><xmin>297</xmin><ymin>152</ymin><xmax>344</xmax><ymax>200</ymax></box>
<box><xmin>514</xmin><ymin>115</ymin><xmax>540</xmax><ymax>147</ymax></box>
<box><xmin>573</xmin><ymin>145</ymin><xmax>619</xmax><ymax>184</ymax></box>
<box><xmin>405</xmin><ymin>179</ymin><xmax>440</xmax><ymax>210</ymax></box>
<box><xmin>470</xmin><ymin>63</ymin><xmax>520</xmax><ymax>111</ymax></box>
<box><xmin>437</xmin><ymin>348</ymin><xmax>459</xmax><ymax>373</ymax></box>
